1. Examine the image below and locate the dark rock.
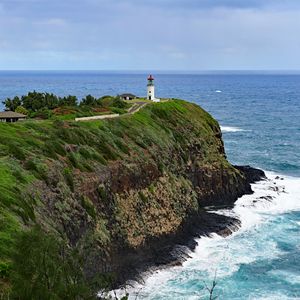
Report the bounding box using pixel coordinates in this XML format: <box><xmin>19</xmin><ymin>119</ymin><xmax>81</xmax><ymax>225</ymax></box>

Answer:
<box><xmin>109</xmin><ymin>211</ymin><xmax>241</xmax><ymax>288</ymax></box>
<box><xmin>26</xmin><ymin>102</ymin><xmax>267</xmax><ymax>290</ymax></box>
<box><xmin>234</xmin><ymin>165</ymin><xmax>266</xmax><ymax>183</ymax></box>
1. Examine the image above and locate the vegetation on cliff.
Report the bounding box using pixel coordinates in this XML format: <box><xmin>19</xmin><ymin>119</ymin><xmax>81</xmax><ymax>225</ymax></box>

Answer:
<box><xmin>2</xmin><ymin>91</ymin><xmax>130</xmax><ymax>120</ymax></box>
<box><xmin>0</xmin><ymin>99</ymin><xmax>249</xmax><ymax>298</ymax></box>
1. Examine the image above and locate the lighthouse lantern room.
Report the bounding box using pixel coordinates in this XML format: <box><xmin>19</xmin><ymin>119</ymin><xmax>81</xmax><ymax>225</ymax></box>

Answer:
<box><xmin>147</xmin><ymin>75</ymin><xmax>160</xmax><ymax>102</ymax></box>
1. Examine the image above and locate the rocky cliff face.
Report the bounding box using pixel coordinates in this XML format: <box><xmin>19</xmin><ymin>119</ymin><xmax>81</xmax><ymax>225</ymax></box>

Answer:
<box><xmin>0</xmin><ymin>100</ymin><xmax>264</xmax><ymax>294</ymax></box>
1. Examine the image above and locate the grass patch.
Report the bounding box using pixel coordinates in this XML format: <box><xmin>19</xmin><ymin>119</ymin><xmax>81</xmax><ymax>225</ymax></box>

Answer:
<box><xmin>0</xmin><ymin>98</ymin><xmax>231</xmax><ymax>296</ymax></box>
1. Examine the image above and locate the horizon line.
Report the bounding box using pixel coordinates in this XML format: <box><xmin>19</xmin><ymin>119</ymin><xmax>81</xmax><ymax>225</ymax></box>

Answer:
<box><xmin>1</xmin><ymin>69</ymin><xmax>300</xmax><ymax>74</ymax></box>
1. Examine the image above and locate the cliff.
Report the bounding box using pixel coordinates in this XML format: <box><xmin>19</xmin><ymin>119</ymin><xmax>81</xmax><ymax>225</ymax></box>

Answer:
<box><xmin>0</xmin><ymin>99</ymin><xmax>264</xmax><ymax>297</ymax></box>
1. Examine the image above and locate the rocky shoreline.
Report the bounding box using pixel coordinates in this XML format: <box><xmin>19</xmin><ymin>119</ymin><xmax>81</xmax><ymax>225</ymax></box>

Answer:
<box><xmin>0</xmin><ymin>99</ymin><xmax>268</xmax><ymax>297</ymax></box>
<box><xmin>113</xmin><ymin>166</ymin><xmax>266</xmax><ymax>288</ymax></box>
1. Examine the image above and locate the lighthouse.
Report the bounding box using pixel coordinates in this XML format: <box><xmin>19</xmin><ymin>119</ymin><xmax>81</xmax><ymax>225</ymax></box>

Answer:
<box><xmin>147</xmin><ymin>75</ymin><xmax>160</xmax><ymax>102</ymax></box>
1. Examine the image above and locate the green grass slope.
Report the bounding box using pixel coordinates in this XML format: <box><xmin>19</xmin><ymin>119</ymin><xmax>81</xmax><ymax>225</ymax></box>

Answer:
<box><xmin>0</xmin><ymin>99</ymin><xmax>233</xmax><ymax>298</ymax></box>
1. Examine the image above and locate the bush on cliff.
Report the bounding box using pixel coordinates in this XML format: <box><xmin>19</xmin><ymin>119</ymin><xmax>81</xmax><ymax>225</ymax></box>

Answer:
<box><xmin>15</xmin><ymin>106</ymin><xmax>29</xmax><ymax>115</ymax></box>
<box><xmin>9</xmin><ymin>227</ymin><xmax>128</xmax><ymax>300</ymax></box>
<box><xmin>1</xmin><ymin>92</ymin><xmax>130</xmax><ymax>120</ymax></box>
<box><xmin>11</xmin><ymin>228</ymin><xmax>92</xmax><ymax>299</ymax></box>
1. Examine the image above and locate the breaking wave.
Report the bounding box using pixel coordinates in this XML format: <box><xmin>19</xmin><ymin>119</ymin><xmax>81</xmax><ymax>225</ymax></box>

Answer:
<box><xmin>115</xmin><ymin>171</ymin><xmax>300</xmax><ymax>299</ymax></box>
<box><xmin>221</xmin><ymin>126</ymin><xmax>249</xmax><ymax>133</ymax></box>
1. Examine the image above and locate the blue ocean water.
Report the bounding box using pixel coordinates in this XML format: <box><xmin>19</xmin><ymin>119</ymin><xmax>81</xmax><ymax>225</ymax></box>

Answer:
<box><xmin>0</xmin><ymin>71</ymin><xmax>299</xmax><ymax>299</ymax></box>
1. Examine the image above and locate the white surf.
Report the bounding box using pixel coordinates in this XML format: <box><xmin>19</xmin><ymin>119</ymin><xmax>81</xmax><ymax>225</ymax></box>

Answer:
<box><xmin>109</xmin><ymin>172</ymin><xmax>300</xmax><ymax>299</ymax></box>
<box><xmin>221</xmin><ymin>126</ymin><xmax>249</xmax><ymax>133</ymax></box>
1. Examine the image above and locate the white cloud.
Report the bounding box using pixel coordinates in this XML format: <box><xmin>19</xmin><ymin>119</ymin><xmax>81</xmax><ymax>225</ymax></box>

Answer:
<box><xmin>0</xmin><ymin>0</ymin><xmax>300</xmax><ymax>69</ymax></box>
<box><xmin>34</xmin><ymin>18</ymin><xmax>67</xmax><ymax>26</ymax></box>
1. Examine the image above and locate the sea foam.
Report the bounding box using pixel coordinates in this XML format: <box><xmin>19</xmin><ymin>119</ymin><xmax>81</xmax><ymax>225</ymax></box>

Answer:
<box><xmin>220</xmin><ymin>126</ymin><xmax>249</xmax><ymax>133</ymax></box>
<box><xmin>110</xmin><ymin>172</ymin><xmax>300</xmax><ymax>299</ymax></box>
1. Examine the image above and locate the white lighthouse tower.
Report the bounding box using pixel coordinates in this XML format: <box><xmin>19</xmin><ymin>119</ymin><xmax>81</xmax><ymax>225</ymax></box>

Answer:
<box><xmin>147</xmin><ymin>75</ymin><xmax>160</xmax><ymax>102</ymax></box>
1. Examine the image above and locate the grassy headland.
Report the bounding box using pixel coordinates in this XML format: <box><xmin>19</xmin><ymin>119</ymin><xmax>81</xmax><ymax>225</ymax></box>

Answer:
<box><xmin>0</xmin><ymin>98</ymin><xmax>248</xmax><ymax>298</ymax></box>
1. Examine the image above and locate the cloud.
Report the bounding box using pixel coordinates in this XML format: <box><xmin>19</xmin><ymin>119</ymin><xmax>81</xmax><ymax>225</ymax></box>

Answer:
<box><xmin>0</xmin><ymin>0</ymin><xmax>300</xmax><ymax>69</ymax></box>
<box><xmin>108</xmin><ymin>0</ymin><xmax>300</xmax><ymax>11</ymax></box>
<box><xmin>34</xmin><ymin>18</ymin><xmax>67</xmax><ymax>26</ymax></box>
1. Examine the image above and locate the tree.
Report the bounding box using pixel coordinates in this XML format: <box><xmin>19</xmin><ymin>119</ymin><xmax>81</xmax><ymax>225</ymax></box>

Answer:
<box><xmin>22</xmin><ymin>91</ymin><xmax>45</xmax><ymax>112</ymax></box>
<box><xmin>81</xmin><ymin>95</ymin><xmax>98</xmax><ymax>106</ymax></box>
<box><xmin>111</xmin><ymin>97</ymin><xmax>128</xmax><ymax>109</ymax></box>
<box><xmin>203</xmin><ymin>271</ymin><xmax>218</xmax><ymax>300</ymax></box>
<box><xmin>44</xmin><ymin>93</ymin><xmax>59</xmax><ymax>109</ymax></box>
<box><xmin>15</xmin><ymin>106</ymin><xmax>29</xmax><ymax>115</ymax></box>
<box><xmin>2</xmin><ymin>96</ymin><xmax>21</xmax><ymax>111</ymax></box>
<box><xmin>59</xmin><ymin>95</ymin><xmax>78</xmax><ymax>107</ymax></box>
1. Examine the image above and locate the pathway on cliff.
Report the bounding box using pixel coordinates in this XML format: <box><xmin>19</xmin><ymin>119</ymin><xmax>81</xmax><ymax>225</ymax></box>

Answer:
<box><xmin>75</xmin><ymin>101</ymin><xmax>148</xmax><ymax>122</ymax></box>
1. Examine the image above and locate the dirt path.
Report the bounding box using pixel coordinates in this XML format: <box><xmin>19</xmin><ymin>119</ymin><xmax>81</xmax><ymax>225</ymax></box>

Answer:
<box><xmin>126</xmin><ymin>102</ymin><xmax>148</xmax><ymax>114</ymax></box>
<box><xmin>75</xmin><ymin>102</ymin><xmax>148</xmax><ymax>122</ymax></box>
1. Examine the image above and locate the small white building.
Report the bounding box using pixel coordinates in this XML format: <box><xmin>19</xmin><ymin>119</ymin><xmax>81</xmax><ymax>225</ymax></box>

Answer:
<box><xmin>147</xmin><ymin>75</ymin><xmax>160</xmax><ymax>102</ymax></box>
<box><xmin>120</xmin><ymin>93</ymin><xmax>136</xmax><ymax>101</ymax></box>
<box><xmin>0</xmin><ymin>111</ymin><xmax>26</xmax><ymax>122</ymax></box>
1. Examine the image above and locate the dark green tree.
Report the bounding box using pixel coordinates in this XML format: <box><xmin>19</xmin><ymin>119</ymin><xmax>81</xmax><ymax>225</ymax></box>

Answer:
<box><xmin>81</xmin><ymin>95</ymin><xmax>98</xmax><ymax>106</ymax></box>
<box><xmin>2</xmin><ymin>96</ymin><xmax>21</xmax><ymax>111</ymax></box>
<box><xmin>58</xmin><ymin>95</ymin><xmax>78</xmax><ymax>107</ymax></box>
<box><xmin>111</xmin><ymin>97</ymin><xmax>128</xmax><ymax>109</ymax></box>
<box><xmin>44</xmin><ymin>93</ymin><xmax>59</xmax><ymax>109</ymax></box>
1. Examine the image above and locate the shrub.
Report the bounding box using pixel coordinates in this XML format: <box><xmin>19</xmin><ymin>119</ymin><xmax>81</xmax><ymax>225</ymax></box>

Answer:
<box><xmin>67</xmin><ymin>153</ymin><xmax>81</xmax><ymax>169</ymax></box>
<box><xmin>24</xmin><ymin>159</ymin><xmax>48</xmax><ymax>181</ymax></box>
<box><xmin>111</xmin><ymin>98</ymin><xmax>128</xmax><ymax>109</ymax></box>
<box><xmin>7</xmin><ymin>142</ymin><xmax>26</xmax><ymax>161</ymax></box>
<box><xmin>43</xmin><ymin>140</ymin><xmax>66</xmax><ymax>159</ymax></box>
<box><xmin>109</xmin><ymin>107</ymin><xmax>127</xmax><ymax>115</ymax></box>
<box><xmin>15</xmin><ymin>106</ymin><xmax>29</xmax><ymax>115</ymax></box>
<box><xmin>11</xmin><ymin>228</ymin><xmax>92</xmax><ymax>299</ymax></box>
<box><xmin>114</xmin><ymin>140</ymin><xmax>130</xmax><ymax>155</ymax></box>
<box><xmin>139</xmin><ymin>191</ymin><xmax>148</xmax><ymax>203</ymax></box>
<box><xmin>30</xmin><ymin>108</ymin><xmax>53</xmax><ymax>120</ymax></box>
<box><xmin>81</xmin><ymin>196</ymin><xmax>96</xmax><ymax>219</ymax></box>
<box><xmin>97</xmin><ymin>185</ymin><xmax>108</xmax><ymax>202</ymax></box>
<box><xmin>63</xmin><ymin>168</ymin><xmax>74</xmax><ymax>192</ymax></box>
<box><xmin>0</xmin><ymin>262</ymin><xmax>11</xmax><ymax>279</ymax></box>
<box><xmin>81</xmin><ymin>95</ymin><xmax>98</xmax><ymax>106</ymax></box>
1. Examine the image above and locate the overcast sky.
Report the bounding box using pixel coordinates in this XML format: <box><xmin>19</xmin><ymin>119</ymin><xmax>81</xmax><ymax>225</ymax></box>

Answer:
<box><xmin>0</xmin><ymin>0</ymin><xmax>300</xmax><ymax>70</ymax></box>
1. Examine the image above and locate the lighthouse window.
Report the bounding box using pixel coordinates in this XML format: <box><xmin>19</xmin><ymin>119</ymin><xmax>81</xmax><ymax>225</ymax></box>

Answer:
<box><xmin>149</xmin><ymin>91</ymin><xmax>151</xmax><ymax>93</ymax></box>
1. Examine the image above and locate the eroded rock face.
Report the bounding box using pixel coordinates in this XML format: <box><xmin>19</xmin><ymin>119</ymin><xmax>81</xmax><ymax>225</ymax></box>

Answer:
<box><xmin>52</xmin><ymin>142</ymin><xmax>263</xmax><ymax>286</ymax></box>
<box><xmin>27</xmin><ymin>101</ymin><xmax>265</xmax><ymax>287</ymax></box>
<box><xmin>235</xmin><ymin>165</ymin><xmax>267</xmax><ymax>183</ymax></box>
<box><xmin>87</xmin><ymin>156</ymin><xmax>264</xmax><ymax>286</ymax></box>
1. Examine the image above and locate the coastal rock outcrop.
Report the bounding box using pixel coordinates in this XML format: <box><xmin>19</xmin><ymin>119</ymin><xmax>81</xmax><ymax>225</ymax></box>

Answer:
<box><xmin>0</xmin><ymin>99</ymin><xmax>265</xmax><ymax>293</ymax></box>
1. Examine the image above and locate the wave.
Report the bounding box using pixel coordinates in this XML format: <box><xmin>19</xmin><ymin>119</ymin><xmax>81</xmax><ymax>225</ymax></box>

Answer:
<box><xmin>111</xmin><ymin>171</ymin><xmax>300</xmax><ymax>299</ymax></box>
<box><xmin>215</xmin><ymin>90</ymin><xmax>222</xmax><ymax>93</ymax></box>
<box><xmin>220</xmin><ymin>126</ymin><xmax>249</xmax><ymax>133</ymax></box>
<box><xmin>232</xmin><ymin>171</ymin><xmax>300</xmax><ymax>219</ymax></box>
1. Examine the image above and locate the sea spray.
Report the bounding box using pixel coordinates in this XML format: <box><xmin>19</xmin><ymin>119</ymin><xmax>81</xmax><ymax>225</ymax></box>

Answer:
<box><xmin>118</xmin><ymin>172</ymin><xmax>300</xmax><ymax>299</ymax></box>
<box><xmin>221</xmin><ymin>126</ymin><xmax>250</xmax><ymax>133</ymax></box>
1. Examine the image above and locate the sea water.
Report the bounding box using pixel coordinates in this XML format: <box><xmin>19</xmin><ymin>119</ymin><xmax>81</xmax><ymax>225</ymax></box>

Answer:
<box><xmin>0</xmin><ymin>71</ymin><xmax>299</xmax><ymax>299</ymax></box>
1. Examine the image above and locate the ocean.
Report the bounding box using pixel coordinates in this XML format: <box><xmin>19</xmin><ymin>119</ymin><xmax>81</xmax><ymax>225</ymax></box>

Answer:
<box><xmin>0</xmin><ymin>71</ymin><xmax>299</xmax><ymax>299</ymax></box>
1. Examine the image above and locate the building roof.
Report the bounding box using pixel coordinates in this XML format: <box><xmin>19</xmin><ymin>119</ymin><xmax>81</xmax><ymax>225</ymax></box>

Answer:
<box><xmin>148</xmin><ymin>74</ymin><xmax>154</xmax><ymax>80</ymax></box>
<box><xmin>120</xmin><ymin>93</ymin><xmax>136</xmax><ymax>98</ymax></box>
<box><xmin>0</xmin><ymin>111</ymin><xmax>26</xmax><ymax>118</ymax></box>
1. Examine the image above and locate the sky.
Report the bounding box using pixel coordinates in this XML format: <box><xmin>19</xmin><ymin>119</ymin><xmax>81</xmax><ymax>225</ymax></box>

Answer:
<box><xmin>0</xmin><ymin>0</ymin><xmax>300</xmax><ymax>70</ymax></box>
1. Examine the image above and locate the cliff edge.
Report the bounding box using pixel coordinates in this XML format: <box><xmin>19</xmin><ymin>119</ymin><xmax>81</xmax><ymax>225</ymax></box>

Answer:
<box><xmin>0</xmin><ymin>99</ymin><xmax>264</xmax><ymax>297</ymax></box>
